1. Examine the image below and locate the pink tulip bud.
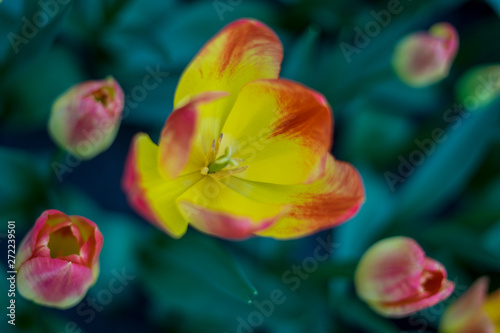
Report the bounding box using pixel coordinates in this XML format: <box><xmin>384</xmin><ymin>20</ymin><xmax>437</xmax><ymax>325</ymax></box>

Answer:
<box><xmin>440</xmin><ymin>277</ymin><xmax>500</xmax><ymax>333</ymax></box>
<box><xmin>355</xmin><ymin>236</ymin><xmax>455</xmax><ymax>318</ymax></box>
<box><xmin>48</xmin><ymin>77</ymin><xmax>124</xmax><ymax>160</ymax></box>
<box><xmin>16</xmin><ymin>210</ymin><xmax>103</xmax><ymax>309</ymax></box>
<box><xmin>392</xmin><ymin>23</ymin><xmax>459</xmax><ymax>87</ymax></box>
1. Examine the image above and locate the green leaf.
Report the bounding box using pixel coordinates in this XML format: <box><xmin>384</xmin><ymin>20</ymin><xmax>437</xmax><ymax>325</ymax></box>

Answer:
<box><xmin>2</xmin><ymin>46</ymin><xmax>85</xmax><ymax>130</ymax></box>
<box><xmin>484</xmin><ymin>220</ymin><xmax>500</xmax><ymax>256</ymax></box>
<box><xmin>140</xmin><ymin>242</ymin><xmax>321</xmax><ymax>333</ymax></box>
<box><xmin>313</xmin><ymin>260</ymin><xmax>357</xmax><ymax>280</ymax></box>
<box><xmin>0</xmin><ymin>1</ymin><xmax>23</xmax><ymax>61</ymax></box>
<box><xmin>485</xmin><ymin>0</ymin><xmax>500</xmax><ymax>16</ymax></box>
<box><xmin>281</xmin><ymin>25</ymin><xmax>320</xmax><ymax>85</ymax></box>
<box><xmin>365</xmin><ymin>80</ymin><xmax>443</xmax><ymax>116</ymax></box>
<box><xmin>393</xmin><ymin>100</ymin><xmax>500</xmax><ymax>218</ymax></box>
<box><xmin>338</xmin><ymin>99</ymin><xmax>417</xmax><ymax>164</ymax></box>
<box><xmin>139</xmin><ymin>230</ymin><xmax>257</xmax><ymax>303</ymax></box>
<box><xmin>0</xmin><ymin>0</ymin><xmax>73</xmax><ymax>85</ymax></box>
<box><xmin>0</xmin><ymin>147</ymin><xmax>49</xmax><ymax>226</ymax></box>
<box><xmin>333</xmin><ymin>295</ymin><xmax>400</xmax><ymax>333</ymax></box>
<box><xmin>334</xmin><ymin>165</ymin><xmax>395</xmax><ymax>260</ymax></box>
<box><xmin>424</xmin><ymin>224</ymin><xmax>500</xmax><ymax>272</ymax></box>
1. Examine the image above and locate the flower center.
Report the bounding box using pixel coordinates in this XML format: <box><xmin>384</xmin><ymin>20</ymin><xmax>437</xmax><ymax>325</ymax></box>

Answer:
<box><xmin>47</xmin><ymin>226</ymin><xmax>80</xmax><ymax>258</ymax></box>
<box><xmin>419</xmin><ymin>269</ymin><xmax>444</xmax><ymax>295</ymax></box>
<box><xmin>201</xmin><ymin>133</ymin><xmax>247</xmax><ymax>178</ymax></box>
<box><xmin>88</xmin><ymin>86</ymin><xmax>114</xmax><ymax>107</ymax></box>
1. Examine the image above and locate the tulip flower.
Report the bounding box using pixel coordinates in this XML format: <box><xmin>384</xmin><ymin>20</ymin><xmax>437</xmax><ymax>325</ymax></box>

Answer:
<box><xmin>16</xmin><ymin>210</ymin><xmax>103</xmax><ymax>309</ymax></box>
<box><xmin>392</xmin><ymin>22</ymin><xmax>459</xmax><ymax>87</ymax></box>
<box><xmin>456</xmin><ymin>64</ymin><xmax>500</xmax><ymax>111</ymax></box>
<box><xmin>48</xmin><ymin>76</ymin><xmax>124</xmax><ymax>160</ymax></box>
<box><xmin>355</xmin><ymin>237</ymin><xmax>455</xmax><ymax>318</ymax></box>
<box><xmin>440</xmin><ymin>277</ymin><xmax>500</xmax><ymax>333</ymax></box>
<box><xmin>122</xmin><ymin>19</ymin><xmax>364</xmax><ymax>240</ymax></box>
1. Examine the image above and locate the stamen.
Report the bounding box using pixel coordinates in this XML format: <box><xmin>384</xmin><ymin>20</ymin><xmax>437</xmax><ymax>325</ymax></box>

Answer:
<box><xmin>205</xmin><ymin>139</ymin><xmax>216</xmax><ymax>166</ymax></box>
<box><xmin>209</xmin><ymin>166</ymin><xmax>249</xmax><ymax>180</ymax></box>
<box><xmin>202</xmin><ymin>133</ymin><xmax>245</xmax><ymax>176</ymax></box>
<box><xmin>214</xmin><ymin>133</ymin><xmax>223</xmax><ymax>156</ymax></box>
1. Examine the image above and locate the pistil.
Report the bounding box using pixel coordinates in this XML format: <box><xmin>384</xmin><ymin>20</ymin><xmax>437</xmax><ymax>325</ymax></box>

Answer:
<box><xmin>201</xmin><ymin>133</ymin><xmax>247</xmax><ymax>177</ymax></box>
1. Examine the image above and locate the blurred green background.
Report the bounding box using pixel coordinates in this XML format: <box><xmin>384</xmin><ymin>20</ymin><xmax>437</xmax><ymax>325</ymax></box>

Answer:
<box><xmin>1</xmin><ymin>0</ymin><xmax>499</xmax><ymax>332</ymax></box>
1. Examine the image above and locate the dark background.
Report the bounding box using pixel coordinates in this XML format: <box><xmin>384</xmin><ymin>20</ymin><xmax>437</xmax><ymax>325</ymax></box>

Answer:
<box><xmin>1</xmin><ymin>0</ymin><xmax>499</xmax><ymax>332</ymax></box>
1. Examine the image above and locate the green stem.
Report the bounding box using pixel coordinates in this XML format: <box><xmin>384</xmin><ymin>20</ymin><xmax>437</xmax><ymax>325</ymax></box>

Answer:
<box><xmin>48</xmin><ymin>147</ymin><xmax>68</xmax><ymax>184</ymax></box>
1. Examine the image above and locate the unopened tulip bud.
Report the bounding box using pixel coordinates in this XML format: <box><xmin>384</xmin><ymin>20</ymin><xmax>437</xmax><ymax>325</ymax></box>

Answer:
<box><xmin>16</xmin><ymin>210</ymin><xmax>103</xmax><ymax>309</ymax></box>
<box><xmin>393</xmin><ymin>23</ymin><xmax>459</xmax><ymax>87</ymax></box>
<box><xmin>440</xmin><ymin>277</ymin><xmax>500</xmax><ymax>333</ymax></box>
<box><xmin>456</xmin><ymin>64</ymin><xmax>500</xmax><ymax>111</ymax></box>
<box><xmin>48</xmin><ymin>77</ymin><xmax>124</xmax><ymax>160</ymax></box>
<box><xmin>355</xmin><ymin>237</ymin><xmax>455</xmax><ymax>318</ymax></box>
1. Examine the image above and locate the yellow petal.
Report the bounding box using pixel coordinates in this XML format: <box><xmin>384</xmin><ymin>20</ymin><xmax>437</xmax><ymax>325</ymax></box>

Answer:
<box><xmin>484</xmin><ymin>289</ymin><xmax>500</xmax><ymax>331</ymax></box>
<box><xmin>174</xmin><ymin>19</ymin><xmax>283</xmax><ymax>153</ymax></box>
<box><xmin>158</xmin><ymin>91</ymin><xmax>229</xmax><ymax>179</ymax></box>
<box><xmin>122</xmin><ymin>133</ymin><xmax>203</xmax><ymax>238</ymax></box>
<box><xmin>220</xmin><ymin>154</ymin><xmax>364</xmax><ymax>238</ymax></box>
<box><xmin>175</xmin><ymin>176</ymin><xmax>286</xmax><ymax>239</ymax></box>
<box><xmin>221</xmin><ymin>79</ymin><xmax>333</xmax><ymax>185</ymax></box>
<box><xmin>440</xmin><ymin>277</ymin><xmax>494</xmax><ymax>333</ymax></box>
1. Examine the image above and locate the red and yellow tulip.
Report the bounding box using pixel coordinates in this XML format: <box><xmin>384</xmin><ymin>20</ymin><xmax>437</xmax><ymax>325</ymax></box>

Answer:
<box><xmin>122</xmin><ymin>19</ymin><xmax>364</xmax><ymax>240</ymax></box>
<box><xmin>392</xmin><ymin>22</ymin><xmax>459</xmax><ymax>87</ymax></box>
<box><xmin>355</xmin><ymin>237</ymin><xmax>455</xmax><ymax>318</ymax></box>
<box><xmin>16</xmin><ymin>210</ymin><xmax>103</xmax><ymax>309</ymax></box>
<box><xmin>440</xmin><ymin>277</ymin><xmax>500</xmax><ymax>333</ymax></box>
<box><xmin>48</xmin><ymin>77</ymin><xmax>124</xmax><ymax>160</ymax></box>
